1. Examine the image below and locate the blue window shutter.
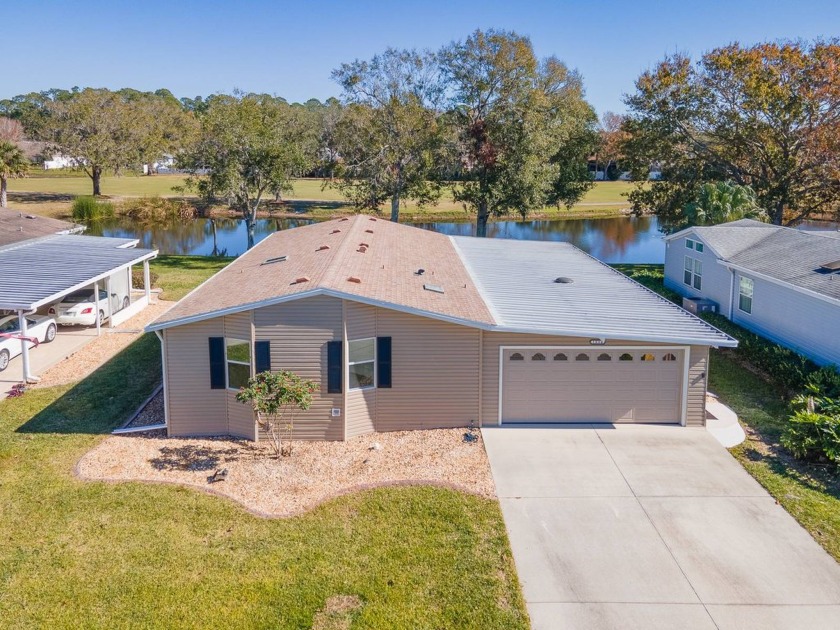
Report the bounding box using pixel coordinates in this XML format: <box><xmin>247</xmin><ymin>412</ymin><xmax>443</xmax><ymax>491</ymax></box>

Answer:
<box><xmin>377</xmin><ymin>336</ymin><xmax>392</xmax><ymax>388</ymax></box>
<box><xmin>327</xmin><ymin>340</ymin><xmax>342</xmax><ymax>393</ymax></box>
<box><xmin>209</xmin><ymin>337</ymin><xmax>225</xmax><ymax>389</ymax></box>
<box><xmin>254</xmin><ymin>340</ymin><xmax>271</xmax><ymax>373</ymax></box>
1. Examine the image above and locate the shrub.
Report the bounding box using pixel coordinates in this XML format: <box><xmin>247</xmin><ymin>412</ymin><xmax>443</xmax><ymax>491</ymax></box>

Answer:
<box><xmin>131</xmin><ymin>268</ymin><xmax>159</xmax><ymax>289</ymax></box>
<box><xmin>782</xmin><ymin>395</ymin><xmax>840</xmax><ymax>465</ymax></box>
<box><xmin>71</xmin><ymin>196</ymin><xmax>115</xmax><ymax>221</ymax></box>
<box><xmin>120</xmin><ymin>196</ymin><xmax>197</xmax><ymax>223</ymax></box>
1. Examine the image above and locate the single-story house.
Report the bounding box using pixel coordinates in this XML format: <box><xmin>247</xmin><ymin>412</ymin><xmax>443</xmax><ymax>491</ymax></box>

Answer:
<box><xmin>664</xmin><ymin>219</ymin><xmax>840</xmax><ymax>367</ymax></box>
<box><xmin>0</xmin><ymin>208</ymin><xmax>84</xmax><ymax>246</ymax></box>
<box><xmin>146</xmin><ymin>216</ymin><xmax>735</xmax><ymax>441</ymax></box>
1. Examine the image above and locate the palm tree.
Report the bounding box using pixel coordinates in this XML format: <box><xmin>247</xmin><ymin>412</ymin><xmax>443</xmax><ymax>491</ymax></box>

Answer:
<box><xmin>0</xmin><ymin>141</ymin><xmax>28</xmax><ymax>208</ymax></box>
<box><xmin>683</xmin><ymin>181</ymin><xmax>768</xmax><ymax>227</ymax></box>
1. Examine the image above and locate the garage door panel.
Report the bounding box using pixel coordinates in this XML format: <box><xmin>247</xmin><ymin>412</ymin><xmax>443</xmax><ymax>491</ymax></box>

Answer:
<box><xmin>502</xmin><ymin>348</ymin><xmax>683</xmax><ymax>424</ymax></box>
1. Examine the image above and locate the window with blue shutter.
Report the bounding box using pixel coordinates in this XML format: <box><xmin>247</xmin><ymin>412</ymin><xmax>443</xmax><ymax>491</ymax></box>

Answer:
<box><xmin>327</xmin><ymin>340</ymin><xmax>342</xmax><ymax>393</ymax></box>
<box><xmin>254</xmin><ymin>340</ymin><xmax>271</xmax><ymax>374</ymax></box>
<box><xmin>208</xmin><ymin>337</ymin><xmax>225</xmax><ymax>389</ymax></box>
<box><xmin>377</xmin><ymin>336</ymin><xmax>392</xmax><ymax>388</ymax></box>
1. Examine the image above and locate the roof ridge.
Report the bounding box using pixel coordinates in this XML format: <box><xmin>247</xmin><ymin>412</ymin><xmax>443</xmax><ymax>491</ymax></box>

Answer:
<box><xmin>320</xmin><ymin>214</ymin><xmax>363</xmax><ymax>289</ymax></box>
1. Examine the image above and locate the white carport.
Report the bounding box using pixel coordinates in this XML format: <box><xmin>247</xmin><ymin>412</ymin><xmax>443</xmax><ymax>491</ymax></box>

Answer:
<box><xmin>0</xmin><ymin>234</ymin><xmax>157</xmax><ymax>383</ymax></box>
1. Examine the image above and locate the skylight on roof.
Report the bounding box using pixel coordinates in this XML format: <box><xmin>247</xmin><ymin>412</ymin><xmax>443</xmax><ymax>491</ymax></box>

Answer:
<box><xmin>423</xmin><ymin>284</ymin><xmax>444</xmax><ymax>294</ymax></box>
<box><xmin>261</xmin><ymin>255</ymin><xmax>287</xmax><ymax>266</ymax></box>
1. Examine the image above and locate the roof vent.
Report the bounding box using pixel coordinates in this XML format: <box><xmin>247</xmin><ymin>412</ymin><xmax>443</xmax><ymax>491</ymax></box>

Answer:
<box><xmin>291</xmin><ymin>276</ymin><xmax>310</xmax><ymax>285</ymax></box>
<box><xmin>415</xmin><ymin>269</ymin><xmax>425</xmax><ymax>276</ymax></box>
<box><xmin>357</xmin><ymin>246</ymin><xmax>367</xmax><ymax>253</ymax></box>
<box><xmin>347</xmin><ymin>276</ymin><xmax>361</xmax><ymax>284</ymax></box>
<box><xmin>359</xmin><ymin>242</ymin><xmax>369</xmax><ymax>248</ymax></box>
<box><xmin>423</xmin><ymin>284</ymin><xmax>444</xmax><ymax>294</ymax></box>
<box><xmin>330</xmin><ymin>229</ymin><xmax>341</xmax><ymax>234</ymax></box>
<box><xmin>818</xmin><ymin>260</ymin><xmax>840</xmax><ymax>272</ymax></box>
<box><xmin>554</xmin><ymin>277</ymin><xmax>574</xmax><ymax>284</ymax></box>
<box><xmin>339</xmin><ymin>217</ymin><xmax>349</xmax><ymax>222</ymax></box>
<box><xmin>369</xmin><ymin>217</ymin><xmax>377</xmax><ymax>221</ymax></box>
<box><xmin>261</xmin><ymin>255</ymin><xmax>287</xmax><ymax>266</ymax></box>
<box><xmin>365</xmin><ymin>229</ymin><xmax>374</xmax><ymax>234</ymax></box>
<box><xmin>317</xmin><ymin>245</ymin><xmax>330</xmax><ymax>251</ymax></box>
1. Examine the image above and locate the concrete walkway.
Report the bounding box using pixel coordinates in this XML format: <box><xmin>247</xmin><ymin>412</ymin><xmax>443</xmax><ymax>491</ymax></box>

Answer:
<box><xmin>482</xmin><ymin>424</ymin><xmax>840</xmax><ymax>630</ymax></box>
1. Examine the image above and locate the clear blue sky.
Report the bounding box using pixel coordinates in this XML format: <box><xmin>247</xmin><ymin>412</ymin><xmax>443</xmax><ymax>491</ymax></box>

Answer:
<box><xmin>6</xmin><ymin>0</ymin><xmax>839</xmax><ymax>116</ymax></box>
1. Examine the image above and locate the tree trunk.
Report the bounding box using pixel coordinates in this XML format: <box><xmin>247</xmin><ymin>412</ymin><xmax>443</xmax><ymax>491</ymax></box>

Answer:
<box><xmin>476</xmin><ymin>200</ymin><xmax>489</xmax><ymax>238</ymax></box>
<box><xmin>245</xmin><ymin>206</ymin><xmax>257</xmax><ymax>250</ymax></box>
<box><xmin>390</xmin><ymin>191</ymin><xmax>400</xmax><ymax>223</ymax></box>
<box><xmin>0</xmin><ymin>176</ymin><xmax>7</xmax><ymax>208</ymax></box>
<box><xmin>92</xmin><ymin>165</ymin><xmax>102</xmax><ymax>196</ymax></box>
<box><xmin>772</xmin><ymin>200</ymin><xmax>785</xmax><ymax>225</ymax></box>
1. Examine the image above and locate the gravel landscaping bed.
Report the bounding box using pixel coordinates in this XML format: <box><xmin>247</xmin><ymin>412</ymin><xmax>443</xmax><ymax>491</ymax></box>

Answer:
<box><xmin>77</xmin><ymin>428</ymin><xmax>495</xmax><ymax>517</ymax></box>
<box><xmin>122</xmin><ymin>390</ymin><xmax>165</xmax><ymax>429</ymax></box>
<box><xmin>33</xmin><ymin>301</ymin><xmax>175</xmax><ymax>389</ymax></box>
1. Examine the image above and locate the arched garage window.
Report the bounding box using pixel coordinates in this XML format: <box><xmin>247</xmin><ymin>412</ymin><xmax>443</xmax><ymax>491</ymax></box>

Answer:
<box><xmin>641</xmin><ymin>353</ymin><xmax>655</xmax><ymax>362</ymax></box>
<box><xmin>509</xmin><ymin>352</ymin><xmax>524</xmax><ymax>361</ymax></box>
<box><xmin>575</xmin><ymin>353</ymin><xmax>590</xmax><ymax>361</ymax></box>
<box><xmin>619</xmin><ymin>353</ymin><xmax>633</xmax><ymax>361</ymax></box>
<box><xmin>554</xmin><ymin>353</ymin><xmax>568</xmax><ymax>361</ymax></box>
<box><xmin>597</xmin><ymin>353</ymin><xmax>611</xmax><ymax>361</ymax></box>
<box><xmin>663</xmin><ymin>353</ymin><xmax>677</xmax><ymax>362</ymax></box>
<box><xmin>532</xmin><ymin>353</ymin><xmax>546</xmax><ymax>361</ymax></box>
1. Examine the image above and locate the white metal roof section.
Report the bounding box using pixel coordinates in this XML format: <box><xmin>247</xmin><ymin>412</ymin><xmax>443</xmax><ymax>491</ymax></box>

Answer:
<box><xmin>452</xmin><ymin>236</ymin><xmax>737</xmax><ymax>347</ymax></box>
<box><xmin>0</xmin><ymin>234</ymin><xmax>158</xmax><ymax>310</ymax></box>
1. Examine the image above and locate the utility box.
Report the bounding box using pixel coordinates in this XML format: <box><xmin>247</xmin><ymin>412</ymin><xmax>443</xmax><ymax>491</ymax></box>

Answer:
<box><xmin>682</xmin><ymin>297</ymin><xmax>718</xmax><ymax>315</ymax></box>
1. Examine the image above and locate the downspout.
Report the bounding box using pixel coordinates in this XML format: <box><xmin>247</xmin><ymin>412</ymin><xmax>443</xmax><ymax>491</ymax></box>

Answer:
<box><xmin>727</xmin><ymin>267</ymin><xmax>735</xmax><ymax>320</ymax></box>
<box><xmin>154</xmin><ymin>330</ymin><xmax>170</xmax><ymax>435</ymax></box>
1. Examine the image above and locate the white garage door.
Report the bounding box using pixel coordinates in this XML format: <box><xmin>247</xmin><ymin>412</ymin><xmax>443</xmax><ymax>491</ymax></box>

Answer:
<box><xmin>501</xmin><ymin>348</ymin><xmax>684</xmax><ymax>424</ymax></box>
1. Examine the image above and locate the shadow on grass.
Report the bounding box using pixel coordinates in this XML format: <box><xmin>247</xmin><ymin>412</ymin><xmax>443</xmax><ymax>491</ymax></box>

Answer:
<box><xmin>8</xmin><ymin>191</ymin><xmax>76</xmax><ymax>204</ymax></box>
<box><xmin>16</xmin><ymin>334</ymin><xmax>162</xmax><ymax>435</ymax></box>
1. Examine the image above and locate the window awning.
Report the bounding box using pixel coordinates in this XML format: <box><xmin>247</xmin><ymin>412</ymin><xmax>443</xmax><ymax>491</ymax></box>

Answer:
<box><xmin>0</xmin><ymin>234</ymin><xmax>158</xmax><ymax>311</ymax></box>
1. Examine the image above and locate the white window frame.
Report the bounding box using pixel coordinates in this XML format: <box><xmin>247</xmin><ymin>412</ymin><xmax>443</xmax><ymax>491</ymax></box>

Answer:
<box><xmin>695</xmin><ymin>241</ymin><xmax>704</xmax><ymax>253</ymax></box>
<box><xmin>225</xmin><ymin>337</ymin><xmax>252</xmax><ymax>391</ymax></box>
<box><xmin>685</xmin><ymin>238</ymin><xmax>695</xmax><ymax>250</ymax></box>
<box><xmin>684</xmin><ymin>256</ymin><xmax>702</xmax><ymax>290</ymax></box>
<box><xmin>348</xmin><ymin>337</ymin><xmax>376</xmax><ymax>391</ymax></box>
<box><xmin>738</xmin><ymin>276</ymin><xmax>754</xmax><ymax>314</ymax></box>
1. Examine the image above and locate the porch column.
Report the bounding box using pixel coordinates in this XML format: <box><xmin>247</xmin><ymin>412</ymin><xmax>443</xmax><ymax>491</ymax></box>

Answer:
<box><xmin>18</xmin><ymin>310</ymin><xmax>36</xmax><ymax>384</ymax></box>
<box><xmin>143</xmin><ymin>260</ymin><xmax>151</xmax><ymax>302</ymax></box>
<box><xmin>94</xmin><ymin>281</ymin><xmax>101</xmax><ymax>336</ymax></box>
<box><xmin>106</xmin><ymin>275</ymin><xmax>114</xmax><ymax>329</ymax></box>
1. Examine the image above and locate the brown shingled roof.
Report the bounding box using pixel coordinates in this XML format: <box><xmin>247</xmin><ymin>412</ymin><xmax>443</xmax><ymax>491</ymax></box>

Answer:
<box><xmin>150</xmin><ymin>216</ymin><xmax>495</xmax><ymax>328</ymax></box>
<box><xmin>0</xmin><ymin>209</ymin><xmax>84</xmax><ymax>247</ymax></box>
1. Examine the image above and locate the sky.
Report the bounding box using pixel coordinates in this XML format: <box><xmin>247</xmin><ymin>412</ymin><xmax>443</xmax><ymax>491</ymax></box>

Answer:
<box><xmin>6</xmin><ymin>0</ymin><xmax>839</xmax><ymax>117</ymax></box>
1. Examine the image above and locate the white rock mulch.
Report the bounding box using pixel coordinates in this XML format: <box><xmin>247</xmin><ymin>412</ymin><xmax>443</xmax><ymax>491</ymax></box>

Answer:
<box><xmin>76</xmin><ymin>428</ymin><xmax>495</xmax><ymax>518</ymax></box>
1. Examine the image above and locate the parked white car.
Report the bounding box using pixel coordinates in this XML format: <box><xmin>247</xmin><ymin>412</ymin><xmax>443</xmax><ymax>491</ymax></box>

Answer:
<box><xmin>0</xmin><ymin>314</ymin><xmax>57</xmax><ymax>372</ymax></box>
<box><xmin>49</xmin><ymin>288</ymin><xmax>129</xmax><ymax>327</ymax></box>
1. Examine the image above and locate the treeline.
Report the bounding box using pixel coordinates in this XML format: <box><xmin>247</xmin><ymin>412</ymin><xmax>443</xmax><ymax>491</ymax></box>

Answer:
<box><xmin>0</xmin><ymin>29</ymin><xmax>603</xmax><ymax>237</ymax></box>
<box><xmin>2</xmin><ymin>33</ymin><xmax>837</xmax><ymax>233</ymax></box>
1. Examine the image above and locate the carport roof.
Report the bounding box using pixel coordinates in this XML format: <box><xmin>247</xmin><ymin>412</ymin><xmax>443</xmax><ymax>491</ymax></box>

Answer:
<box><xmin>0</xmin><ymin>234</ymin><xmax>158</xmax><ymax>310</ymax></box>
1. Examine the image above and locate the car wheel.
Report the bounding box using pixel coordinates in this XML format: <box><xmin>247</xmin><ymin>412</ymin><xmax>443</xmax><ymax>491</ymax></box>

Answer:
<box><xmin>0</xmin><ymin>349</ymin><xmax>9</xmax><ymax>372</ymax></box>
<box><xmin>98</xmin><ymin>310</ymin><xmax>105</xmax><ymax>326</ymax></box>
<box><xmin>44</xmin><ymin>324</ymin><xmax>57</xmax><ymax>343</ymax></box>
<box><xmin>122</xmin><ymin>296</ymin><xmax>129</xmax><ymax>311</ymax></box>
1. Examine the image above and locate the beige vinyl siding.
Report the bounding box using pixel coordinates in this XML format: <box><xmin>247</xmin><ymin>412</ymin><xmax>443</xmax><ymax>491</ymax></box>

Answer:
<box><xmin>686</xmin><ymin>346</ymin><xmax>709</xmax><ymax>427</ymax></box>
<box><xmin>345</xmin><ymin>302</ymin><xmax>377</xmax><ymax>437</ymax></box>
<box><xmin>164</xmin><ymin>319</ymin><xmax>227</xmax><ymax>437</ymax></box>
<box><xmin>375</xmin><ymin>309</ymin><xmax>481</xmax><ymax>431</ymax></box>
<box><xmin>225</xmin><ymin>312</ymin><xmax>256</xmax><ymax>440</ymax></box>
<box><xmin>253</xmin><ymin>295</ymin><xmax>344</xmax><ymax>440</ymax></box>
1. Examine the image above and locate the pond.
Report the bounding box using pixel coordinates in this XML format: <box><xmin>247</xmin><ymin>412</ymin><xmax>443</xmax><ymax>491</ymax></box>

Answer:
<box><xmin>86</xmin><ymin>215</ymin><xmax>670</xmax><ymax>263</ymax></box>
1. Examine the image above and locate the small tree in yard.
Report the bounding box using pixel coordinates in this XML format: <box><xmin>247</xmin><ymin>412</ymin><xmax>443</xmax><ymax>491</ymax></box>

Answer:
<box><xmin>236</xmin><ymin>370</ymin><xmax>319</xmax><ymax>458</ymax></box>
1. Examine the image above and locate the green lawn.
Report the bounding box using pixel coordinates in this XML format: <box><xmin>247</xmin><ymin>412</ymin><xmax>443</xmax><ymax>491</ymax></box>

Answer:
<box><xmin>8</xmin><ymin>175</ymin><xmax>632</xmax><ymax>222</ymax></box>
<box><xmin>150</xmin><ymin>254</ymin><xmax>233</xmax><ymax>301</ymax></box>
<box><xmin>617</xmin><ymin>264</ymin><xmax>840</xmax><ymax>562</ymax></box>
<box><xmin>0</xmin><ymin>256</ymin><xmax>527</xmax><ymax>628</ymax></box>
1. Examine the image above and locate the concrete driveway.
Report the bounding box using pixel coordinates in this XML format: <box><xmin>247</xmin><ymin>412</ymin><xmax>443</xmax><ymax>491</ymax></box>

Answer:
<box><xmin>482</xmin><ymin>425</ymin><xmax>840</xmax><ymax>630</ymax></box>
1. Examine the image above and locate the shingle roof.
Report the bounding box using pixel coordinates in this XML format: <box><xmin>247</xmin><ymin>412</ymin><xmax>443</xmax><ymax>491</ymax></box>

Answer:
<box><xmin>151</xmin><ymin>215</ymin><xmax>495</xmax><ymax>328</ymax></box>
<box><xmin>0</xmin><ymin>208</ymin><xmax>84</xmax><ymax>246</ymax></box>
<box><xmin>0</xmin><ymin>234</ymin><xmax>157</xmax><ymax>310</ymax></box>
<box><xmin>725</xmin><ymin>229</ymin><xmax>840</xmax><ymax>301</ymax></box>
<box><xmin>453</xmin><ymin>236</ymin><xmax>735</xmax><ymax>346</ymax></box>
<box><xmin>149</xmin><ymin>216</ymin><xmax>736</xmax><ymax>347</ymax></box>
<box><xmin>688</xmin><ymin>223</ymin><xmax>782</xmax><ymax>259</ymax></box>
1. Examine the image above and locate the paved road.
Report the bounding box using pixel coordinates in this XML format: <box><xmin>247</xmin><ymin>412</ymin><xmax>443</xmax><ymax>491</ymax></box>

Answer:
<box><xmin>482</xmin><ymin>424</ymin><xmax>840</xmax><ymax>630</ymax></box>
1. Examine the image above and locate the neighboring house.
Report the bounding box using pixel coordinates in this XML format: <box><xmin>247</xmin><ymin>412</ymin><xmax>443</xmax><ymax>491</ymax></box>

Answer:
<box><xmin>146</xmin><ymin>216</ymin><xmax>735</xmax><ymax>442</ymax></box>
<box><xmin>0</xmin><ymin>208</ymin><xmax>84</xmax><ymax>247</ymax></box>
<box><xmin>664</xmin><ymin>219</ymin><xmax>840</xmax><ymax>367</ymax></box>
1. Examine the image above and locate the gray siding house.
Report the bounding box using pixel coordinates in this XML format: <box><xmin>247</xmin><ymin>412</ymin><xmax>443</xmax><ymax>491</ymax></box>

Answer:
<box><xmin>147</xmin><ymin>217</ymin><xmax>735</xmax><ymax>441</ymax></box>
<box><xmin>664</xmin><ymin>219</ymin><xmax>840</xmax><ymax>367</ymax></box>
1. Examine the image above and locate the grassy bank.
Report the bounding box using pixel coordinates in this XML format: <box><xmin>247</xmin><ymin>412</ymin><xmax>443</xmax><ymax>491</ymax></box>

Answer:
<box><xmin>0</xmin><ymin>255</ymin><xmax>527</xmax><ymax>629</ymax></box>
<box><xmin>8</xmin><ymin>175</ymin><xmax>633</xmax><ymax>223</ymax></box>
<box><xmin>149</xmin><ymin>254</ymin><xmax>233</xmax><ymax>301</ymax></box>
<box><xmin>617</xmin><ymin>264</ymin><xmax>840</xmax><ymax>562</ymax></box>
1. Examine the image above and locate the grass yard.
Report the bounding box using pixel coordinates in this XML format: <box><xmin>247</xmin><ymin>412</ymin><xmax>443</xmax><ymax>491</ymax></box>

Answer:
<box><xmin>0</xmin><ymin>255</ymin><xmax>527</xmax><ymax>628</ymax></box>
<box><xmin>618</xmin><ymin>264</ymin><xmax>840</xmax><ymax>562</ymax></box>
<box><xmin>7</xmin><ymin>175</ymin><xmax>633</xmax><ymax>223</ymax></box>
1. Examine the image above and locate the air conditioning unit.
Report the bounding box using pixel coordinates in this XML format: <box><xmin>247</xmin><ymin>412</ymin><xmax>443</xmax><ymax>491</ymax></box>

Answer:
<box><xmin>682</xmin><ymin>297</ymin><xmax>718</xmax><ymax>315</ymax></box>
